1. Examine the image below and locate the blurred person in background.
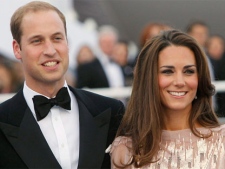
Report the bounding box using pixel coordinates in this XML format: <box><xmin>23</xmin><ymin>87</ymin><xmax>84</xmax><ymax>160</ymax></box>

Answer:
<box><xmin>0</xmin><ymin>62</ymin><xmax>14</xmax><ymax>93</ymax></box>
<box><xmin>112</xmin><ymin>39</ymin><xmax>133</xmax><ymax>86</ymax></box>
<box><xmin>139</xmin><ymin>22</ymin><xmax>171</xmax><ymax>49</ymax></box>
<box><xmin>76</xmin><ymin>45</ymin><xmax>95</xmax><ymax>66</ymax></box>
<box><xmin>76</xmin><ymin>25</ymin><xmax>125</xmax><ymax>89</ymax></box>
<box><xmin>112</xmin><ymin>40</ymin><xmax>128</xmax><ymax>67</ymax></box>
<box><xmin>206</xmin><ymin>34</ymin><xmax>225</xmax><ymax>79</ymax></box>
<box><xmin>73</xmin><ymin>45</ymin><xmax>96</xmax><ymax>87</ymax></box>
<box><xmin>186</xmin><ymin>20</ymin><xmax>209</xmax><ymax>49</ymax></box>
<box><xmin>186</xmin><ymin>20</ymin><xmax>217</xmax><ymax>111</ymax></box>
<box><xmin>0</xmin><ymin>52</ymin><xmax>24</xmax><ymax>93</ymax></box>
<box><xmin>0</xmin><ymin>52</ymin><xmax>9</xmax><ymax>62</ymax></box>
<box><xmin>206</xmin><ymin>34</ymin><xmax>225</xmax><ymax>116</ymax></box>
<box><xmin>133</xmin><ymin>22</ymin><xmax>172</xmax><ymax>67</ymax></box>
<box><xmin>11</xmin><ymin>61</ymin><xmax>24</xmax><ymax>92</ymax></box>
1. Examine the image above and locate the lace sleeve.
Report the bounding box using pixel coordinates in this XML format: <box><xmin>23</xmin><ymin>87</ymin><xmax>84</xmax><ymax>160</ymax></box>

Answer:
<box><xmin>106</xmin><ymin>136</ymin><xmax>132</xmax><ymax>153</ymax></box>
<box><xmin>106</xmin><ymin>136</ymin><xmax>133</xmax><ymax>169</ymax></box>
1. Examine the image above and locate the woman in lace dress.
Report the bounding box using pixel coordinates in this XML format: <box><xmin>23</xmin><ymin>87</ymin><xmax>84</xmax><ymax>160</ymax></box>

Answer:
<box><xmin>108</xmin><ymin>29</ymin><xmax>225</xmax><ymax>169</ymax></box>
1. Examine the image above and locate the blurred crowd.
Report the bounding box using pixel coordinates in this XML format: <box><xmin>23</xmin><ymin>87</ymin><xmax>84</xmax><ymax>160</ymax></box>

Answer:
<box><xmin>1</xmin><ymin>18</ymin><xmax>225</xmax><ymax>116</ymax></box>
<box><xmin>0</xmin><ymin>53</ymin><xmax>24</xmax><ymax>94</ymax></box>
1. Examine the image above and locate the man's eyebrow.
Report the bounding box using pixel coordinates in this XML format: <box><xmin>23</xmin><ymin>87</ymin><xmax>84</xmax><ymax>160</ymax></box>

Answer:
<box><xmin>28</xmin><ymin>35</ymin><xmax>42</xmax><ymax>41</ymax></box>
<box><xmin>52</xmin><ymin>32</ymin><xmax>64</xmax><ymax>36</ymax></box>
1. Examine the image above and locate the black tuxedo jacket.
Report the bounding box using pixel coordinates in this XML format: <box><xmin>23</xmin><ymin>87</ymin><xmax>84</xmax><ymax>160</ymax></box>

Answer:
<box><xmin>76</xmin><ymin>58</ymin><xmax>110</xmax><ymax>89</ymax></box>
<box><xmin>0</xmin><ymin>87</ymin><xmax>124</xmax><ymax>168</ymax></box>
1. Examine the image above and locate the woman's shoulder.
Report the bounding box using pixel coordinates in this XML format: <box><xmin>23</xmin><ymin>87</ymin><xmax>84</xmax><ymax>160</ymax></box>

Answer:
<box><xmin>213</xmin><ymin>123</ymin><xmax>225</xmax><ymax>134</ymax></box>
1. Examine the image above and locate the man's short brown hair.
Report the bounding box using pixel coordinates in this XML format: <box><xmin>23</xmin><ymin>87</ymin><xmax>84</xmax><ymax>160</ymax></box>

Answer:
<box><xmin>10</xmin><ymin>1</ymin><xmax>67</xmax><ymax>45</ymax></box>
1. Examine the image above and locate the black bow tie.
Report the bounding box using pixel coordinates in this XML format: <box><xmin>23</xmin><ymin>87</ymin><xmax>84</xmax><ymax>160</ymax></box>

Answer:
<box><xmin>32</xmin><ymin>87</ymin><xmax>71</xmax><ymax>121</ymax></box>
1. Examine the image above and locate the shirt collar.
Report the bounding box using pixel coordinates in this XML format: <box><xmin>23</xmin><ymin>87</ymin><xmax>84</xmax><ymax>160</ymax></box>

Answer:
<box><xmin>98</xmin><ymin>51</ymin><xmax>112</xmax><ymax>65</ymax></box>
<box><xmin>23</xmin><ymin>81</ymin><xmax>70</xmax><ymax>119</ymax></box>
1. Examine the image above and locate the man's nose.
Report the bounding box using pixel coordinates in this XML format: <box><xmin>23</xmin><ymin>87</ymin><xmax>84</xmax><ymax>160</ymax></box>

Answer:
<box><xmin>43</xmin><ymin>41</ymin><xmax>56</xmax><ymax>56</ymax></box>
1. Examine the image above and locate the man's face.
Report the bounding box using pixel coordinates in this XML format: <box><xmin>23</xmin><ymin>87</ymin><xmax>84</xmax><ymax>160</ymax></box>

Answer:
<box><xmin>13</xmin><ymin>10</ymin><xmax>69</xmax><ymax>91</ymax></box>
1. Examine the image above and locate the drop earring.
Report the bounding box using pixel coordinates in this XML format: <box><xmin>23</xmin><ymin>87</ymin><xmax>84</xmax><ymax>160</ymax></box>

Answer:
<box><xmin>195</xmin><ymin>96</ymin><xmax>197</xmax><ymax>99</ymax></box>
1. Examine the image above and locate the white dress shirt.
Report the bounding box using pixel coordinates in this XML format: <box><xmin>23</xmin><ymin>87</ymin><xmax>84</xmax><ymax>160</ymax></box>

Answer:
<box><xmin>98</xmin><ymin>53</ymin><xmax>124</xmax><ymax>87</ymax></box>
<box><xmin>23</xmin><ymin>82</ymin><xmax>79</xmax><ymax>169</ymax></box>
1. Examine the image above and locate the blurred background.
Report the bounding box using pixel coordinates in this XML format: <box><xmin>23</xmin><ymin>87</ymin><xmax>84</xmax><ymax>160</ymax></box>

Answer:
<box><xmin>73</xmin><ymin>0</ymin><xmax>225</xmax><ymax>46</ymax></box>
<box><xmin>2</xmin><ymin>0</ymin><xmax>225</xmax><ymax>66</ymax></box>
<box><xmin>1</xmin><ymin>0</ymin><xmax>225</xmax><ymax>117</ymax></box>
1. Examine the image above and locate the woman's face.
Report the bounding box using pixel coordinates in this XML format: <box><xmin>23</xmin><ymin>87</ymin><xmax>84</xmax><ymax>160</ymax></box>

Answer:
<box><xmin>158</xmin><ymin>45</ymin><xmax>198</xmax><ymax>114</ymax></box>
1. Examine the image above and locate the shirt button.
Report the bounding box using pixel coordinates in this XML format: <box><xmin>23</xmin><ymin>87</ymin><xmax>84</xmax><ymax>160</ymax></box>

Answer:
<box><xmin>61</xmin><ymin>143</ymin><xmax>64</xmax><ymax>148</ymax></box>
<box><xmin>55</xmin><ymin>117</ymin><xmax>58</xmax><ymax>121</ymax></box>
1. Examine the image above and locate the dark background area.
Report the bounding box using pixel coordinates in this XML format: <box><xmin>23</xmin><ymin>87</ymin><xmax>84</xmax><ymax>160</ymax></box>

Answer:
<box><xmin>74</xmin><ymin>0</ymin><xmax>225</xmax><ymax>47</ymax></box>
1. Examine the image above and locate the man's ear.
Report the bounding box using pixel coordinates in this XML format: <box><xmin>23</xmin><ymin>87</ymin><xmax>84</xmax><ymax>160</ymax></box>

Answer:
<box><xmin>13</xmin><ymin>40</ymin><xmax>22</xmax><ymax>60</ymax></box>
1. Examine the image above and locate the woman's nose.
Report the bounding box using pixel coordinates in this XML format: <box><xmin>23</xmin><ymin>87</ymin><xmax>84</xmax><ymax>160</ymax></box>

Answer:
<box><xmin>173</xmin><ymin>73</ymin><xmax>185</xmax><ymax>87</ymax></box>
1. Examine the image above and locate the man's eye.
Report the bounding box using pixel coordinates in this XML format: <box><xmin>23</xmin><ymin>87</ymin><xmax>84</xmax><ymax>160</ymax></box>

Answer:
<box><xmin>32</xmin><ymin>39</ymin><xmax>41</xmax><ymax>43</ymax></box>
<box><xmin>54</xmin><ymin>37</ymin><xmax>62</xmax><ymax>41</ymax></box>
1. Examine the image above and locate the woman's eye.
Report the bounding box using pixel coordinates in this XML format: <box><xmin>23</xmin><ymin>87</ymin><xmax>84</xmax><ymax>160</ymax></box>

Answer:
<box><xmin>161</xmin><ymin>69</ymin><xmax>173</xmax><ymax>74</ymax></box>
<box><xmin>185</xmin><ymin>69</ymin><xmax>195</xmax><ymax>74</ymax></box>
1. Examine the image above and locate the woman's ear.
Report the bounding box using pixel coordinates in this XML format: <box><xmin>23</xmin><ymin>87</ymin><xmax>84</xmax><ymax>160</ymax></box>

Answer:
<box><xmin>12</xmin><ymin>40</ymin><xmax>22</xmax><ymax>61</ymax></box>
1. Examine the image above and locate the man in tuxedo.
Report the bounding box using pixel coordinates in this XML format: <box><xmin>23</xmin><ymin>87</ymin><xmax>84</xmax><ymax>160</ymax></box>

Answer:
<box><xmin>0</xmin><ymin>1</ymin><xmax>124</xmax><ymax>168</ymax></box>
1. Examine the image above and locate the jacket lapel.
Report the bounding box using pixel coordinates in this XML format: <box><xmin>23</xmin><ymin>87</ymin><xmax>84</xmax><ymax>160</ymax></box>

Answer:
<box><xmin>1</xmin><ymin>87</ymin><xmax>113</xmax><ymax>168</ymax></box>
<box><xmin>0</xmin><ymin>90</ymin><xmax>61</xmax><ymax>168</ymax></box>
<box><xmin>71</xmin><ymin>88</ymin><xmax>111</xmax><ymax>169</ymax></box>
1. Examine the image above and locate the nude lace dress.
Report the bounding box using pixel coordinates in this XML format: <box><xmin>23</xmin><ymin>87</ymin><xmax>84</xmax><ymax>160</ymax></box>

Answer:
<box><xmin>108</xmin><ymin>124</ymin><xmax>225</xmax><ymax>169</ymax></box>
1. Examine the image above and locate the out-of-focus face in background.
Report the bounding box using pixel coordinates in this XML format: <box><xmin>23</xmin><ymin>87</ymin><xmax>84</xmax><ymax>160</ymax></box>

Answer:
<box><xmin>207</xmin><ymin>35</ymin><xmax>225</xmax><ymax>60</ymax></box>
<box><xmin>0</xmin><ymin>64</ymin><xmax>13</xmax><ymax>93</ymax></box>
<box><xmin>112</xmin><ymin>42</ymin><xmax>128</xmax><ymax>66</ymax></box>
<box><xmin>76</xmin><ymin>45</ymin><xmax>95</xmax><ymax>65</ymax></box>
<box><xmin>99</xmin><ymin>33</ymin><xmax>117</xmax><ymax>58</ymax></box>
<box><xmin>189</xmin><ymin>24</ymin><xmax>209</xmax><ymax>48</ymax></box>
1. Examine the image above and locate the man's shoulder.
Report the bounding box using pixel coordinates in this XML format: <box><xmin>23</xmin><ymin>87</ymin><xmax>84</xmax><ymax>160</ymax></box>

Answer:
<box><xmin>0</xmin><ymin>96</ymin><xmax>14</xmax><ymax>123</ymax></box>
<box><xmin>69</xmin><ymin>87</ymin><xmax>125</xmax><ymax>113</ymax></box>
<box><xmin>0</xmin><ymin>94</ymin><xmax>15</xmax><ymax>110</ymax></box>
<box><xmin>70</xmin><ymin>87</ymin><xmax>121</xmax><ymax>103</ymax></box>
<box><xmin>0</xmin><ymin>90</ymin><xmax>26</xmax><ymax>121</ymax></box>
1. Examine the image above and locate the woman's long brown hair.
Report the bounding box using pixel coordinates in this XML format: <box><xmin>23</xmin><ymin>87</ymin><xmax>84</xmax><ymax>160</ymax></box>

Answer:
<box><xmin>115</xmin><ymin>29</ymin><xmax>219</xmax><ymax>168</ymax></box>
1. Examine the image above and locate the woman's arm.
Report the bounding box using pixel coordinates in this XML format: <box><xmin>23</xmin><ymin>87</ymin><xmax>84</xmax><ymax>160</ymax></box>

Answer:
<box><xmin>109</xmin><ymin>136</ymin><xmax>133</xmax><ymax>169</ymax></box>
